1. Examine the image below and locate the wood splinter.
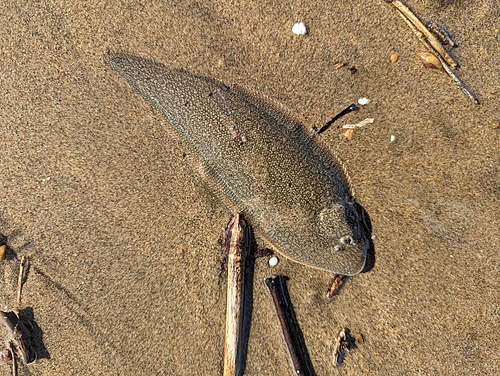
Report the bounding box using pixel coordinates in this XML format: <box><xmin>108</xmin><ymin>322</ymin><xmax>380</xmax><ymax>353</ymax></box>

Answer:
<box><xmin>332</xmin><ymin>328</ymin><xmax>356</xmax><ymax>367</ymax></box>
<box><xmin>0</xmin><ymin>310</ymin><xmax>35</xmax><ymax>367</ymax></box>
<box><xmin>326</xmin><ymin>274</ymin><xmax>348</xmax><ymax>301</ymax></box>
<box><xmin>223</xmin><ymin>213</ymin><xmax>249</xmax><ymax>376</ymax></box>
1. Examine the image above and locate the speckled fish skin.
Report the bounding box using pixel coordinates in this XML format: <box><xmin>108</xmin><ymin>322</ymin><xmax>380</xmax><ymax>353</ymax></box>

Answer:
<box><xmin>106</xmin><ymin>53</ymin><xmax>369</xmax><ymax>275</ymax></box>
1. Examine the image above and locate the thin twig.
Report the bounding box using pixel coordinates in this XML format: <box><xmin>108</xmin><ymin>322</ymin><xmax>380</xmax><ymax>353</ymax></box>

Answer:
<box><xmin>390</xmin><ymin>1</ymin><xmax>457</xmax><ymax>67</ymax></box>
<box><xmin>223</xmin><ymin>213</ymin><xmax>248</xmax><ymax>376</ymax></box>
<box><xmin>11</xmin><ymin>348</ymin><xmax>17</xmax><ymax>376</ymax></box>
<box><xmin>397</xmin><ymin>10</ymin><xmax>479</xmax><ymax>104</ymax></box>
<box><xmin>16</xmin><ymin>256</ymin><xmax>27</xmax><ymax>307</ymax></box>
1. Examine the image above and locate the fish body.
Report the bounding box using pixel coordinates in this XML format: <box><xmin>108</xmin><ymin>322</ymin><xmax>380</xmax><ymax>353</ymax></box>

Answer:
<box><xmin>106</xmin><ymin>54</ymin><xmax>369</xmax><ymax>275</ymax></box>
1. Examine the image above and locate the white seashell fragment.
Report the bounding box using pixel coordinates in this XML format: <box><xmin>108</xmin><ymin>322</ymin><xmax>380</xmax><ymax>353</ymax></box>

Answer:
<box><xmin>357</xmin><ymin>97</ymin><xmax>371</xmax><ymax>105</ymax></box>
<box><xmin>390</xmin><ymin>135</ymin><xmax>396</xmax><ymax>142</ymax></box>
<box><xmin>342</xmin><ymin>118</ymin><xmax>374</xmax><ymax>129</ymax></box>
<box><xmin>292</xmin><ymin>22</ymin><xmax>307</xmax><ymax>35</ymax></box>
<box><xmin>268</xmin><ymin>256</ymin><xmax>279</xmax><ymax>267</ymax></box>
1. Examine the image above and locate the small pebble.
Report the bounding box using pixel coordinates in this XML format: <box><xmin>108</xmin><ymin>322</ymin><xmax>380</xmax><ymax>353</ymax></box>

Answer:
<box><xmin>355</xmin><ymin>333</ymin><xmax>365</xmax><ymax>345</ymax></box>
<box><xmin>217</xmin><ymin>58</ymin><xmax>226</xmax><ymax>67</ymax></box>
<box><xmin>292</xmin><ymin>22</ymin><xmax>307</xmax><ymax>36</ymax></box>
<box><xmin>268</xmin><ymin>256</ymin><xmax>279</xmax><ymax>267</ymax></box>
<box><xmin>357</xmin><ymin>97</ymin><xmax>370</xmax><ymax>106</ymax></box>
<box><xmin>348</xmin><ymin>66</ymin><xmax>357</xmax><ymax>74</ymax></box>
<box><xmin>343</xmin><ymin>129</ymin><xmax>354</xmax><ymax>140</ymax></box>
<box><xmin>390</xmin><ymin>135</ymin><xmax>396</xmax><ymax>142</ymax></box>
<box><xmin>491</xmin><ymin>122</ymin><xmax>500</xmax><ymax>129</ymax></box>
<box><xmin>416</xmin><ymin>52</ymin><xmax>444</xmax><ymax>71</ymax></box>
<box><xmin>0</xmin><ymin>348</ymin><xmax>12</xmax><ymax>362</ymax></box>
<box><xmin>390</xmin><ymin>54</ymin><xmax>399</xmax><ymax>63</ymax></box>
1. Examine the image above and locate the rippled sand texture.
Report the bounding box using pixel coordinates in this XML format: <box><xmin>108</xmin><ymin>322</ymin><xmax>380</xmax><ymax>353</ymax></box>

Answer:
<box><xmin>0</xmin><ymin>1</ymin><xmax>498</xmax><ymax>375</ymax></box>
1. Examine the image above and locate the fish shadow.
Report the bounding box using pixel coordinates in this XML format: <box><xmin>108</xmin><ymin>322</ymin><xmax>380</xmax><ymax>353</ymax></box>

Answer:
<box><xmin>356</xmin><ymin>202</ymin><xmax>376</xmax><ymax>274</ymax></box>
<box><xmin>238</xmin><ymin>225</ymin><xmax>257</xmax><ymax>376</ymax></box>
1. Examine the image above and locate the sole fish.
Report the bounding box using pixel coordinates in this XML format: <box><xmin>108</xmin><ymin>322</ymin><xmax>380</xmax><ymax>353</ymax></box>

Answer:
<box><xmin>106</xmin><ymin>53</ymin><xmax>370</xmax><ymax>275</ymax></box>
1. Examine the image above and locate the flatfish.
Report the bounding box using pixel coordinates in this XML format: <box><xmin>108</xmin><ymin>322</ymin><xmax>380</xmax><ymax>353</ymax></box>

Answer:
<box><xmin>106</xmin><ymin>53</ymin><xmax>370</xmax><ymax>275</ymax></box>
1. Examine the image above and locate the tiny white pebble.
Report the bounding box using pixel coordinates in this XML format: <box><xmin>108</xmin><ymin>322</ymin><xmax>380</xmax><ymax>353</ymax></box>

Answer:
<box><xmin>292</xmin><ymin>22</ymin><xmax>307</xmax><ymax>35</ymax></box>
<box><xmin>358</xmin><ymin>97</ymin><xmax>370</xmax><ymax>105</ymax></box>
<box><xmin>390</xmin><ymin>135</ymin><xmax>396</xmax><ymax>142</ymax></box>
<box><xmin>268</xmin><ymin>256</ymin><xmax>279</xmax><ymax>267</ymax></box>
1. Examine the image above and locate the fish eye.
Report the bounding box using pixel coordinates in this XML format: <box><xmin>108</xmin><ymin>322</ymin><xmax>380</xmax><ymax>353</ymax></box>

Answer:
<box><xmin>334</xmin><ymin>245</ymin><xmax>342</xmax><ymax>252</ymax></box>
<box><xmin>340</xmin><ymin>235</ymin><xmax>354</xmax><ymax>245</ymax></box>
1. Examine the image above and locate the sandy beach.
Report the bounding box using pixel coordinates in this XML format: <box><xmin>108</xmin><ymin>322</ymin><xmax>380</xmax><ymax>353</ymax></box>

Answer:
<box><xmin>0</xmin><ymin>1</ymin><xmax>499</xmax><ymax>375</ymax></box>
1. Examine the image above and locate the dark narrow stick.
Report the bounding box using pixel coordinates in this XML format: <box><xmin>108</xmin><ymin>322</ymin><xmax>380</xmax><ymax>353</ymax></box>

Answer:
<box><xmin>265</xmin><ymin>275</ymin><xmax>309</xmax><ymax>375</ymax></box>
<box><xmin>223</xmin><ymin>213</ymin><xmax>248</xmax><ymax>376</ymax></box>
<box><xmin>315</xmin><ymin>104</ymin><xmax>359</xmax><ymax>135</ymax></box>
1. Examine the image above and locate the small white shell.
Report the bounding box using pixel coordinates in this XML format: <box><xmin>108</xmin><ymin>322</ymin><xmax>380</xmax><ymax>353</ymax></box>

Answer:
<box><xmin>357</xmin><ymin>97</ymin><xmax>370</xmax><ymax>105</ymax></box>
<box><xmin>292</xmin><ymin>22</ymin><xmax>307</xmax><ymax>35</ymax></box>
<box><xmin>268</xmin><ymin>256</ymin><xmax>279</xmax><ymax>267</ymax></box>
<box><xmin>390</xmin><ymin>135</ymin><xmax>396</xmax><ymax>142</ymax></box>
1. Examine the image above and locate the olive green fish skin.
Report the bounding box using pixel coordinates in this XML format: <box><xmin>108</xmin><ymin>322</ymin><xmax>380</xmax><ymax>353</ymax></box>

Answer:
<box><xmin>106</xmin><ymin>53</ymin><xmax>369</xmax><ymax>275</ymax></box>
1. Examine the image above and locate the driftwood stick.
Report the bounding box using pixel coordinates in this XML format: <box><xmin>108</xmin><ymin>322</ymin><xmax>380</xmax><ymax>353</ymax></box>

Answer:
<box><xmin>223</xmin><ymin>213</ymin><xmax>248</xmax><ymax>376</ymax></box>
<box><xmin>390</xmin><ymin>1</ymin><xmax>458</xmax><ymax>68</ymax></box>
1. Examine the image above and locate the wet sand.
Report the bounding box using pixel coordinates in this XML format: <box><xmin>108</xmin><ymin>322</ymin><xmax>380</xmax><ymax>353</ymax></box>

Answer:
<box><xmin>0</xmin><ymin>1</ymin><xmax>499</xmax><ymax>375</ymax></box>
